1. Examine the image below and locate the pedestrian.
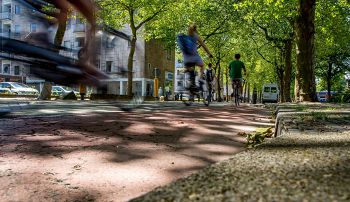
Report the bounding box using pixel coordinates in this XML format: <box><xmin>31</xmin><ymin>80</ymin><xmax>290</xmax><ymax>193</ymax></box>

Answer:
<box><xmin>205</xmin><ymin>63</ymin><xmax>215</xmax><ymax>101</ymax></box>
<box><xmin>158</xmin><ymin>87</ymin><xmax>163</xmax><ymax>99</ymax></box>
<box><xmin>79</xmin><ymin>83</ymin><xmax>86</xmax><ymax>100</ymax></box>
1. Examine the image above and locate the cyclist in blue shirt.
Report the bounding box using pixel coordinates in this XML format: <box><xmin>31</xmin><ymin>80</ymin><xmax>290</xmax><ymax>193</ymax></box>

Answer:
<box><xmin>178</xmin><ymin>24</ymin><xmax>213</xmax><ymax>92</ymax></box>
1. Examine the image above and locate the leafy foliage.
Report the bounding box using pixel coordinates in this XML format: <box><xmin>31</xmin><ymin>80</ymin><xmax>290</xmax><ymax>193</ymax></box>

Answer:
<box><xmin>94</xmin><ymin>0</ymin><xmax>350</xmax><ymax>100</ymax></box>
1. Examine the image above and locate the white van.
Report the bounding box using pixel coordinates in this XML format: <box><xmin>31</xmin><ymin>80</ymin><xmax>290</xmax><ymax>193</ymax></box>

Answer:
<box><xmin>262</xmin><ymin>83</ymin><xmax>279</xmax><ymax>103</ymax></box>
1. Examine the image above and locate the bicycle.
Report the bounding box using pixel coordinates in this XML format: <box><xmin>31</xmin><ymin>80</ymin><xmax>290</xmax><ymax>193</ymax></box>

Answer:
<box><xmin>183</xmin><ymin>76</ymin><xmax>210</xmax><ymax>107</ymax></box>
<box><xmin>231</xmin><ymin>79</ymin><xmax>241</xmax><ymax>107</ymax></box>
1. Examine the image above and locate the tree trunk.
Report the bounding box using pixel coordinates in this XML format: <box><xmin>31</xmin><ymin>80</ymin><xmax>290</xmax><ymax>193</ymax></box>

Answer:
<box><xmin>283</xmin><ymin>39</ymin><xmax>293</xmax><ymax>102</ymax></box>
<box><xmin>295</xmin><ymin>0</ymin><xmax>317</xmax><ymax>102</ymax></box>
<box><xmin>127</xmin><ymin>36</ymin><xmax>137</xmax><ymax>96</ymax></box>
<box><xmin>54</xmin><ymin>12</ymin><xmax>68</xmax><ymax>47</ymax></box>
<box><xmin>295</xmin><ymin>75</ymin><xmax>300</xmax><ymax>102</ymax></box>
<box><xmin>259</xmin><ymin>90</ymin><xmax>262</xmax><ymax>103</ymax></box>
<box><xmin>243</xmin><ymin>81</ymin><xmax>247</xmax><ymax>102</ymax></box>
<box><xmin>40</xmin><ymin>11</ymin><xmax>68</xmax><ymax>100</ymax></box>
<box><xmin>216</xmin><ymin>60</ymin><xmax>222</xmax><ymax>102</ymax></box>
<box><xmin>278</xmin><ymin>65</ymin><xmax>285</xmax><ymax>103</ymax></box>
<box><xmin>247</xmin><ymin>82</ymin><xmax>251</xmax><ymax>103</ymax></box>
<box><xmin>225</xmin><ymin>68</ymin><xmax>229</xmax><ymax>102</ymax></box>
<box><xmin>327</xmin><ymin>62</ymin><xmax>332</xmax><ymax>101</ymax></box>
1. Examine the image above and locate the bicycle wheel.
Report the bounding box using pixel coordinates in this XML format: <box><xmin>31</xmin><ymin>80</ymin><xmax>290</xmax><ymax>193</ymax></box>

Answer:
<box><xmin>183</xmin><ymin>93</ymin><xmax>194</xmax><ymax>106</ymax></box>
<box><xmin>235</xmin><ymin>86</ymin><xmax>240</xmax><ymax>107</ymax></box>
<box><xmin>202</xmin><ymin>90</ymin><xmax>210</xmax><ymax>106</ymax></box>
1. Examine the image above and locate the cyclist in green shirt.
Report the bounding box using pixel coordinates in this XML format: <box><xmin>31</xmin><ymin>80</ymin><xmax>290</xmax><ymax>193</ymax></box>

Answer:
<box><xmin>228</xmin><ymin>54</ymin><xmax>246</xmax><ymax>98</ymax></box>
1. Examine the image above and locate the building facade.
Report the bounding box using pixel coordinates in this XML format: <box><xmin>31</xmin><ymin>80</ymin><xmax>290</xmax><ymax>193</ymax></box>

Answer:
<box><xmin>0</xmin><ymin>0</ymin><xmax>175</xmax><ymax>97</ymax></box>
<box><xmin>0</xmin><ymin>0</ymin><xmax>47</xmax><ymax>90</ymax></box>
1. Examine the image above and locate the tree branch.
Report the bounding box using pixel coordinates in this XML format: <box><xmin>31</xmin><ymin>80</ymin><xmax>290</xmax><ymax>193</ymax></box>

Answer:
<box><xmin>253</xmin><ymin>19</ymin><xmax>293</xmax><ymax>46</ymax></box>
<box><xmin>135</xmin><ymin>3</ymin><xmax>168</xmax><ymax>30</ymax></box>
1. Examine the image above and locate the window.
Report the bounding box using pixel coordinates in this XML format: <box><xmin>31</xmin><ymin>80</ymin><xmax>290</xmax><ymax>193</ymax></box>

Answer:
<box><xmin>64</xmin><ymin>41</ymin><xmax>70</xmax><ymax>48</ymax></box>
<box><xmin>66</xmin><ymin>19</ymin><xmax>71</xmax><ymax>30</ymax></box>
<box><xmin>2</xmin><ymin>83</ymin><xmax>11</xmax><ymax>88</ymax></box>
<box><xmin>30</xmin><ymin>23</ymin><xmax>37</xmax><ymax>32</ymax></box>
<box><xmin>106</xmin><ymin>36</ymin><xmax>115</xmax><ymax>48</ymax></box>
<box><xmin>106</xmin><ymin>61</ymin><xmax>112</xmax><ymax>72</ymax></box>
<box><xmin>15</xmin><ymin>5</ymin><xmax>21</xmax><ymax>14</ymax></box>
<box><xmin>3</xmin><ymin>24</ymin><xmax>11</xmax><ymax>34</ymax></box>
<box><xmin>76</xmin><ymin>18</ymin><xmax>83</xmax><ymax>24</ymax></box>
<box><xmin>75</xmin><ymin>37</ymin><xmax>85</xmax><ymax>47</ymax></box>
<box><xmin>14</xmin><ymin>66</ymin><xmax>20</xmax><ymax>75</ymax></box>
<box><xmin>264</xmin><ymin>87</ymin><xmax>270</xmax><ymax>93</ymax></box>
<box><xmin>96</xmin><ymin>59</ymin><xmax>100</xmax><ymax>70</ymax></box>
<box><xmin>4</xmin><ymin>4</ymin><xmax>11</xmax><ymax>13</ymax></box>
<box><xmin>29</xmin><ymin>65</ymin><xmax>35</xmax><ymax>75</ymax></box>
<box><xmin>3</xmin><ymin>64</ymin><xmax>10</xmax><ymax>75</ymax></box>
<box><xmin>271</xmin><ymin>87</ymin><xmax>277</xmax><ymax>93</ymax></box>
<box><xmin>14</xmin><ymin>25</ymin><xmax>21</xmax><ymax>33</ymax></box>
<box><xmin>53</xmin><ymin>87</ymin><xmax>62</xmax><ymax>92</ymax></box>
<box><xmin>148</xmin><ymin>63</ymin><xmax>151</xmax><ymax>73</ymax></box>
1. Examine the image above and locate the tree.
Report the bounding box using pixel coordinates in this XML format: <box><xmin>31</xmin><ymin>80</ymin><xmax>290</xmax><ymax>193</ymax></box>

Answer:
<box><xmin>316</xmin><ymin>53</ymin><xmax>350</xmax><ymax>98</ymax></box>
<box><xmin>97</xmin><ymin>0</ymin><xmax>173</xmax><ymax>96</ymax></box>
<box><xmin>295</xmin><ymin>0</ymin><xmax>317</xmax><ymax>102</ymax></box>
<box><xmin>315</xmin><ymin>0</ymin><xmax>350</xmax><ymax>100</ymax></box>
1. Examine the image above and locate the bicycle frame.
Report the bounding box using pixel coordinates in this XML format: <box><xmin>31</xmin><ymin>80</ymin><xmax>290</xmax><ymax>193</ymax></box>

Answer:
<box><xmin>183</xmin><ymin>77</ymin><xmax>210</xmax><ymax>107</ymax></box>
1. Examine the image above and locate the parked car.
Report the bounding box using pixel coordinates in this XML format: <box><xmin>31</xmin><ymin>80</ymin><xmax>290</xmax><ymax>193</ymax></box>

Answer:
<box><xmin>317</xmin><ymin>91</ymin><xmax>336</xmax><ymax>102</ymax></box>
<box><xmin>0</xmin><ymin>82</ymin><xmax>39</xmax><ymax>95</ymax></box>
<box><xmin>262</xmin><ymin>83</ymin><xmax>279</xmax><ymax>103</ymax></box>
<box><xmin>51</xmin><ymin>86</ymin><xmax>80</xmax><ymax>97</ymax></box>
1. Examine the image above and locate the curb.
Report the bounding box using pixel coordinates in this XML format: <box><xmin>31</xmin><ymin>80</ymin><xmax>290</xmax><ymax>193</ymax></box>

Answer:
<box><xmin>273</xmin><ymin>105</ymin><xmax>350</xmax><ymax>137</ymax></box>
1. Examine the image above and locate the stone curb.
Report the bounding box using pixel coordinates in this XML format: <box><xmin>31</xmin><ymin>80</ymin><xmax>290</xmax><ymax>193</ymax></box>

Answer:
<box><xmin>273</xmin><ymin>106</ymin><xmax>350</xmax><ymax>137</ymax></box>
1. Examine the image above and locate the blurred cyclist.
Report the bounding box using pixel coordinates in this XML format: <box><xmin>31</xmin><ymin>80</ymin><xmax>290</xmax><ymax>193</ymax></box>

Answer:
<box><xmin>205</xmin><ymin>63</ymin><xmax>215</xmax><ymax>101</ymax></box>
<box><xmin>178</xmin><ymin>24</ymin><xmax>213</xmax><ymax>93</ymax></box>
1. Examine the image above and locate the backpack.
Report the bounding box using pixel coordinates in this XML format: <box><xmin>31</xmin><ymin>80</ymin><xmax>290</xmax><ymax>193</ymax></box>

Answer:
<box><xmin>177</xmin><ymin>34</ymin><xmax>197</xmax><ymax>55</ymax></box>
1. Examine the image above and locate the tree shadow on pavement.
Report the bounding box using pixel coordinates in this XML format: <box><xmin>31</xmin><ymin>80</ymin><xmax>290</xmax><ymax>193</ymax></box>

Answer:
<box><xmin>0</xmin><ymin>104</ymin><xmax>272</xmax><ymax>201</ymax></box>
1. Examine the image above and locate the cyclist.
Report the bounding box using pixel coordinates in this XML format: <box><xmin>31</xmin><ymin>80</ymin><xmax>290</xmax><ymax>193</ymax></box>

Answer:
<box><xmin>205</xmin><ymin>63</ymin><xmax>215</xmax><ymax>101</ymax></box>
<box><xmin>178</xmin><ymin>24</ymin><xmax>213</xmax><ymax>93</ymax></box>
<box><xmin>3</xmin><ymin>0</ymin><xmax>107</xmax><ymax>86</ymax></box>
<box><xmin>228</xmin><ymin>54</ymin><xmax>246</xmax><ymax>100</ymax></box>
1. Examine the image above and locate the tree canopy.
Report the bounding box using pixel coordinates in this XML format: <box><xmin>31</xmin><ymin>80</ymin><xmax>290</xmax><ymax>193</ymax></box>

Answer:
<box><xmin>95</xmin><ymin>0</ymin><xmax>350</xmax><ymax>102</ymax></box>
